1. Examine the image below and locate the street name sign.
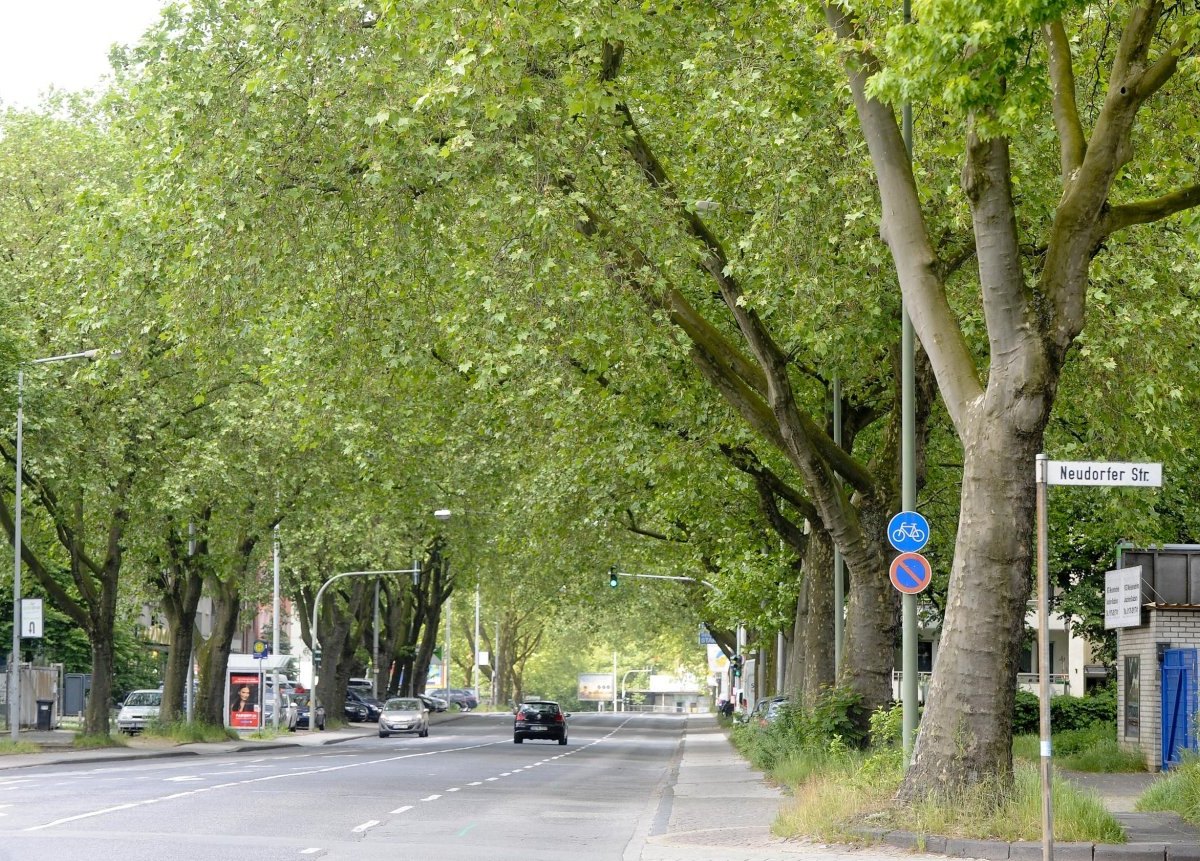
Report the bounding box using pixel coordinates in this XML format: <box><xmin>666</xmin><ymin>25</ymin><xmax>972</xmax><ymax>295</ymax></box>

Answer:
<box><xmin>889</xmin><ymin>552</ymin><xmax>933</xmax><ymax>595</ymax></box>
<box><xmin>1104</xmin><ymin>566</ymin><xmax>1143</xmax><ymax>629</ymax></box>
<box><xmin>1045</xmin><ymin>461</ymin><xmax>1162</xmax><ymax>487</ymax></box>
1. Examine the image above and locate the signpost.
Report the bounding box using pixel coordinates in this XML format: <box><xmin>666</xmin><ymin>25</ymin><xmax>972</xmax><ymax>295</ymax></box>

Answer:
<box><xmin>1035</xmin><ymin>456</ymin><xmax>1162</xmax><ymax>861</ymax></box>
<box><xmin>888</xmin><ymin>509</ymin><xmax>930</xmax><ymax>758</ymax></box>
<box><xmin>20</xmin><ymin>599</ymin><xmax>43</xmax><ymax>638</ymax></box>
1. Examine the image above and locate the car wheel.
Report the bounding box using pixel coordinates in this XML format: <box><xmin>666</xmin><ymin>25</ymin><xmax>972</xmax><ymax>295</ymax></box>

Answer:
<box><xmin>514</xmin><ymin>735</ymin><xmax>523</xmax><ymax>744</ymax></box>
<box><xmin>379</xmin><ymin>730</ymin><xmax>389</xmax><ymax>738</ymax></box>
<box><xmin>559</xmin><ymin>736</ymin><xmax>568</xmax><ymax>745</ymax></box>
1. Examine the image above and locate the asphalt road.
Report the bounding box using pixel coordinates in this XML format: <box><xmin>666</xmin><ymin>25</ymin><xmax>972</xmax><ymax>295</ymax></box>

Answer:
<box><xmin>0</xmin><ymin>711</ymin><xmax>682</xmax><ymax>861</ymax></box>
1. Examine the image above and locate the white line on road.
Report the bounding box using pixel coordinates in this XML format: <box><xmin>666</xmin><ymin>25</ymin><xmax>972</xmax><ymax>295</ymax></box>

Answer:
<box><xmin>352</xmin><ymin>820</ymin><xmax>379</xmax><ymax>833</ymax></box>
<box><xmin>446</xmin><ymin>787</ymin><xmax>460</xmax><ymax>792</ymax></box>
<box><xmin>390</xmin><ymin>805</ymin><xmax>413</xmax><ymax>815</ymax></box>
<box><xmin>420</xmin><ymin>794</ymin><xmax>441</xmax><ymax>802</ymax></box>
<box><xmin>300</xmin><ymin>848</ymin><xmax>322</xmax><ymax>855</ymax></box>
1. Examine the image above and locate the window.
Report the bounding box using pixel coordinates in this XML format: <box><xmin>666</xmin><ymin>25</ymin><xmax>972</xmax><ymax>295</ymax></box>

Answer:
<box><xmin>1124</xmin><ymin>655</ymin><xmax>1140</xmax><ymax>739</ymax></box>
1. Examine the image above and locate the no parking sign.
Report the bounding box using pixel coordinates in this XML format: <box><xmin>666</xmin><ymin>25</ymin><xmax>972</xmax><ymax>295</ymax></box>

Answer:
<box><xmin>889</xmin><ymin>552</ymin><xmax>932</xmax><ymax>595</ymax></box>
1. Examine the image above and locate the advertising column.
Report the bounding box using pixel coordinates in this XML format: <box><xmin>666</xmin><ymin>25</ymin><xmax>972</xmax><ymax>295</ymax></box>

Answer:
<box><xmin>228</xmin><ymin>672</ymin><xmax>262</xmax><ymax>729</ymax></box>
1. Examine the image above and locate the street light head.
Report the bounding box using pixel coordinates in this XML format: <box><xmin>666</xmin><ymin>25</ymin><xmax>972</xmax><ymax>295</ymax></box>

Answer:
<box><xmin>434</xmin><ymin>509</ymin><xmax>452</xmax><ymax>521</ymax></box>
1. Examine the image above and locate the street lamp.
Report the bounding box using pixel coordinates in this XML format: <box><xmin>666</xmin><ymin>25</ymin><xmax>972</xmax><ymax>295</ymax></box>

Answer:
<box><xmin>434</xmin><ymin>508</ymin><xmax>480</xmax><ymax>704</ymax></box>
<box><xmin>308</xmin><ymin>565</ymin><xmax>419</xmax><ymax>730</ymax></box>
<box><xmin>10</xmin><ymin>348</ymin><xmax>100</xmax><ymax>741</ymax></box>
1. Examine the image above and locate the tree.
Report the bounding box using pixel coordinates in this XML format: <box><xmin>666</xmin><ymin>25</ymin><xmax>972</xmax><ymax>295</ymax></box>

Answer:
<box><xmin>821</xmin><ymin>0</ymin><xmax>1200</xmax><ymax>795</ymax></box>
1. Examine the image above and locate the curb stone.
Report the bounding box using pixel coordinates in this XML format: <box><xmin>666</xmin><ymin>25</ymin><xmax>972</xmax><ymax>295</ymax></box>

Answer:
<box><xmin>852</xmin><ymin>827</ymin><xmax>1200</xmax><ymax>861</ymax></box>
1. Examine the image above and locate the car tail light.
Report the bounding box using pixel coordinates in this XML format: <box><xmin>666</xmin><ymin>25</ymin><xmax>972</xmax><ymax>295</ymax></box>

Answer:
<box><xmin>555</xmin><ymin>713</ymin><xmax>564</xmax><ymax>723</ymax></box>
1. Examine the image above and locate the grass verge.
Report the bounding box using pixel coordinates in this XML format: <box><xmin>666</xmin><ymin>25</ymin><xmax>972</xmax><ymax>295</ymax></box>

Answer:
<box><xmin>0</xmin><ymin>739</ymin><xmax>41</xmax><ymax>755</ymax></box>
<box><xmin>143</xmin><ymin>720</ymin><xmax>238</xmax><ymax>744</ymax></box>
<box><xmin>1013</xmin><ymin>723</ymin><xmax>1146</xmax><ymax>773</ymax></box>
<box><xmin>1136</xmin><ymin>756</ymin><xmax>1200</xmax><ymax>826</ymax></box>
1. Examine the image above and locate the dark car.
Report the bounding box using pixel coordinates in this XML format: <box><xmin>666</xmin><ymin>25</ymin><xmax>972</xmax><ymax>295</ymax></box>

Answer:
<box><xmin>430</xmin><ymin>687</ymin><xmax>479</xmax><ymax>710</ymax></box>
<box><xmin>291</xmin><ymin>694</ymin><xmax>326</xmax><ymax>731</ymax></box>
<box><xmin>417</xmin><ymin>692</ymin><xmax>448</xmax><ymax>713</ymax></box>
<box><xmin>514</xmin><ymin>699</ymin><xmax>569</xmax><ymax>745</ymax></box>
<box><xmin>345</xmin><ymin>689</ymin><xmax>382</xmax><ymax>722</ymax></box>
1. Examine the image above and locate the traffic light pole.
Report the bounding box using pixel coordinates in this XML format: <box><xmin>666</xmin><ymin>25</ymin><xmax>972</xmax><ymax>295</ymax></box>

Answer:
<box><xmin>608</xmin><ymin>571</ymin><xmax>721</xmax><ymax>593</ymax></box>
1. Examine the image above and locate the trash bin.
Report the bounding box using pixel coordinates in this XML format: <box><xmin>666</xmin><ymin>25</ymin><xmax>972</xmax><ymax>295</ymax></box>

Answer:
<box><xmin>35</xmin><ymin>699</ymin><xmax>54</xmax><ymax>731</ymax></box>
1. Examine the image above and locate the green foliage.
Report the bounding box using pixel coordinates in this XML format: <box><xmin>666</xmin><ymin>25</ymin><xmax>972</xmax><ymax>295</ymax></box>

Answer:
<box><xmin>0</xmin><ymin>739</ymin><xmax>43</xmax><ymax>756</ymax></box>
<box><xmin>1012</xmin><ymin>689</ymin><xmax>1115</xmax><ymax>736</ymax></box>
<box><xmin>144</xmin><ymin>720</ymin><xmax>237</xmax><ymax>744</ymax></box>
<box><xmin>1137</xmin><ymin>755</ymin><xmax>1200</xmax><ymax>825</ymax></box>
<box><xmin>731</xmin><ymin>686</ymin><xmax>865</xmax><ymax>772</ymax></box>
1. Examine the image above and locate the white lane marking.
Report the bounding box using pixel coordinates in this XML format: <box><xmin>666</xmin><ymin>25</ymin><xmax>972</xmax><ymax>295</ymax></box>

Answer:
<box><xmin>390</xmin><ymin>805</ymin><xmax>413</xmax><ymax>815</ymax></box>
<box><xmin>420</xmin><ymin>794</ymin><xmax>441</xmax><ymax>802</ymax></box>
<box><xmin>300</xmin><ymin>849</ymin><xmax>322</xmax><ymax>855</ymax></box>
<box><xmin>25</xmin><ymin>740</ymin><xmax>504</xmax><ymax>832</ymax></box>
<box><xmin>467</xmin><ymin>781</ymin><xmax>482</xmax><ymax>786</ymax></box>
<box><xmin>352</xmin><ymin>820</ymin><xmax>379</xmax><ymax>833</ymax></box>
<box><xmin>446</xmin><ymin>787</ymin><xmax>460</xmax><ymax>792</ymax></box>
<box><xmin>485</xmin><ymin>777</ymin><xmax>499</xmax><ymax>782</ymax></box>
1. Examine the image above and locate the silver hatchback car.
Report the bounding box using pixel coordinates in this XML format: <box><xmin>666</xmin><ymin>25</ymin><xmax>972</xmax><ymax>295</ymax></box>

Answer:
<box><xmin>378</xmin><ymin>697</ymin><xmax>429</xmax><ymax>738</ymax></box>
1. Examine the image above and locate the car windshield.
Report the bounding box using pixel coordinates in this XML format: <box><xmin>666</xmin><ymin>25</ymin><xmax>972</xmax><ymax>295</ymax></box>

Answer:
<box><xmin>385</xmin><ymin>698</ymin><xmax>421</xmax><ymax>711</ymax></box>
<box><xmin>124</xmin><ymin>691</ymin><xmax>161</xmax><ymax>707</ymax></box>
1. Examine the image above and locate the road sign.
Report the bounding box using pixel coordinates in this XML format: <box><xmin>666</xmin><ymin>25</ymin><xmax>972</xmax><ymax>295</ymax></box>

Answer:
<box><xmin>253</xmin><ymin>638</ymin><xmax>270</xmax><ymax>658</ymax></box>
<box><xmin>890</xmin><ymin>552</ymin><xmax>933</xmax><ymax>594</ymax></box>
<box><xmin>1104</xmin><ymin>566</ymin><xmax>1143</xmax><ymax>629</ymax></box>
<box><xmin>1045</xmin><ymin>461</ymin><xmax>1162</xmax><ymax>487</ymax></box>
<box><xmin>887</xmin><ymin>511</ymin><xmax>930</xmax><ymax>553</ymax></box>
<box><xmin>20</xmin><ymin>598</ymin><xmax>43</xmax><ymax>638</ymax></box>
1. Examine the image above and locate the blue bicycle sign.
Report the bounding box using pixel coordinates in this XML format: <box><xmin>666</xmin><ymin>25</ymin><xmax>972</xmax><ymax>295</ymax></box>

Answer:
<box><xmin>887</xmin><ymin>511</ymin><xmax>930</xmax><ymax>553</ymax></box>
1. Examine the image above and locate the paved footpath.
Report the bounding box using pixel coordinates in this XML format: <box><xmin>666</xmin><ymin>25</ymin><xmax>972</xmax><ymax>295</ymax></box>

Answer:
<box><xmin>4</xmin><ymin>715</ymin><xmax>1199</xmax><ymax>861</ymax></box>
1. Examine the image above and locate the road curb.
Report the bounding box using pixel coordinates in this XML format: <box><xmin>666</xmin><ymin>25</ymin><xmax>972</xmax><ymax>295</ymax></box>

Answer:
<box><xmin>852</xmin><ymin>827</ymin><xmax>1200</xmax><ymax>861</ymax></box>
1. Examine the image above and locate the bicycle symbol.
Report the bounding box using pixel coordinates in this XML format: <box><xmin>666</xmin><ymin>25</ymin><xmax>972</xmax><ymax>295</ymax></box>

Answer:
<box><xmin>891</xmin><ymin>522</ymin><xmax>926</xmax><ymax>544</ymax></box>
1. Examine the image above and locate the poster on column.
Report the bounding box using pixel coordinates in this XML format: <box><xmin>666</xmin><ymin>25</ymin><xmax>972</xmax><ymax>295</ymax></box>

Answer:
<box><xmin>228</xmin><ymin>673</ymin><xmax>262</xmax><ymax>728</ymax></box>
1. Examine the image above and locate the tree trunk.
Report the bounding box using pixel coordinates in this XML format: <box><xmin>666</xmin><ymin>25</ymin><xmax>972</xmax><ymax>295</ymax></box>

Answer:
<box><xmin>841</xmin><ymin>495</ymin><xmax>900</xmax><ymax>718</ymax></box>
<box><xmin>788</xmin><ymin>528</ymin><xmax>836</xmax><ymax>703</ymax></box>
<box><xmin>85</xmin><ymin>632</ymin><xmax>115</xmax><ymax>735</ymax></box>
<box><xmin>197</xmin><ymin>579</ymin><xmax>241</xmax><ymax>725</ymax></box>
<box><xmin>898</xmin><ymin>417</ymin><xmax>1043</xmax><ymax>799</ymax></box>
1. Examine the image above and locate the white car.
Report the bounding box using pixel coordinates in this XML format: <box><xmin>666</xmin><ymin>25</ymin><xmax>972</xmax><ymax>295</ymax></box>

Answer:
<box><xmin>116</xmin><ymin>689</ymin><xmax>162</xmax><ymax>735</ymax></box>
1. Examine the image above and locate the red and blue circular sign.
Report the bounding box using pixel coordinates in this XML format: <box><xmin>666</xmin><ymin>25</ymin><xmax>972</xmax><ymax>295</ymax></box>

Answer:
<box><xmin>889</xmin><ymin>552</ymin><xmax>933</xmax><ymax>594</ymax></box>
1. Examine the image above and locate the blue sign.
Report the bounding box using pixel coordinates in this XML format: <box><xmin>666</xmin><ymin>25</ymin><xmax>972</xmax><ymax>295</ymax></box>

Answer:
<box><xmin>890</xmin><ymin>552</ymin><xmax>933</xmax><ymax>594</ymax></box>
<box><xmin>887</xmin><ymin>511</ymin><xmax>930</xmax><ymax>553</ymax></box>
<box><xmin>699</xmin><ymin>626</ymin><xmax>717</xmax><ymax>646</ymax></box>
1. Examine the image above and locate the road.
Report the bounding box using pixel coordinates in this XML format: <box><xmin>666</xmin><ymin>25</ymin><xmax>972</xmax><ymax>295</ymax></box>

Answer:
<box><xmin>0</xmin><ymin>711</ymin><xmax>681</xmax><ymax>861</ymax></box>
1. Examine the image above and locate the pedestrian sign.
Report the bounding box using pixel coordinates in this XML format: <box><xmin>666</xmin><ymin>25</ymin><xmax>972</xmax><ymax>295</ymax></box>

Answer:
<box><xmin>887</xmin><ymin>511</ymin><xmax>930</xmax><ymax>553</ymax></box>
<box><xmin>890</xmin><ymin>552</ymin><xmax>933</xmax><ymax>594</ymax></box>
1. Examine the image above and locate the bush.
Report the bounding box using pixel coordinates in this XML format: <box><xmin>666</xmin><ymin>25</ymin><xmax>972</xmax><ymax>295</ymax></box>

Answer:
<box><xmin>730</xmin><ymin>686</ymin><xmax>864</xmax><ymax>772</ymax></box>
<box><xmin>1012</xmin><ymin>688</ymin><xmax>1116</xmax><ymax>736</ymax></box>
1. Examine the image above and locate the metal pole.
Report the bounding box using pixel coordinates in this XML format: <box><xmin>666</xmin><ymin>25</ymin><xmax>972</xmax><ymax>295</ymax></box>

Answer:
<box><xmin>612</xmin><ymin>651</ymin><xmax>618</xmax><ymax>713</ymax></box>
<box><xmin>900</xmin><ymin>0</ymin><xmax>918</xmax><ymax>760</ymax></box>
<box><xmin>10</xmin><ymin>350</ymin><xmax>98</xmax><ymax>741</ymax></box>
<box><xmin>445</xmin><ymin>595</ymin><xmax>452</xmax><ymax>691</ymax></box>
<box><xmin>833</xmin><ymin>377</ymin><xmax>844</xmax><ymax>677</ymax></box>
<box><xmin>310</xmin><ymin>568</ymin><xmax>416</xmax><ymax>730</ymax></box>
<box><xmin>272</xmin><ymin>525</ymin><xmax>280</xmax><ymax>729</ymax></box>
<box><xmin>10</xmin><ymin>370</ymin><xmax>23</xmax><ymax>742</ymax></box>
<box><xmin>373</xmin><ymin>579</ymin><xmax>380</xmax><ymax>699</ymax></box>
<box><xmin>473</xmin><ymin>583</ymin><xmax>480</xmax><ymax>701</ymax></box>
<box><xmin>1036</xmin><ymin>454</ymin><xmax>1054</xmax><ymax>861</ymax></box>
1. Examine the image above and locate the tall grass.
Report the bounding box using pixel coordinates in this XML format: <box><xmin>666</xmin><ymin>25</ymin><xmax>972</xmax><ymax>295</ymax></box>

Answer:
<box><xmin>143</xmin><ymin>720</ymin><xmax>237</xmax><ymax>744</ymax></box>
<box><xmin>1137</xmin><ymin>756</ymin><xmax>1200</xmax><ymax>825</ymax></box>
<box><xmin>734</xmin><ymin>697</ymin><xmax>1124</xmax><ymax>845</ymax></box>
<box><xmin>1012</xmin><ymin>723</ymin><xmax>1146</xmax><ymax>772</ymax></box>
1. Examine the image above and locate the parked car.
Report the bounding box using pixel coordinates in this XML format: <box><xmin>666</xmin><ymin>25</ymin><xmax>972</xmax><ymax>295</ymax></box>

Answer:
<box><xmin>378</xmin><ymin>697</ymin><xmax>430</xmax><ymax>738</ymax></box>
<box><xmin>116</xmin><ymin>689</ymin><xmax>163</xmax><ymax>735</ymax></box>
<box><xmin>263</xmin><ymin>692</ymin><xmax>297</xmax><ymax>729</ymax></box>
<box><xmin>346</xmin><ymin>689</ymin><xmax>382</xmax><ymax>722</ymax></box>
<box><xmin>752</xmin><ymin>695</ymin><xmax>790</xmax><ymax>728</ymax></box>
<box><xmin>429</xmin><ymin>687</ymin><xmax>479</xmax><ymax>710</ymax></box>
<box><xmin>513</xmin><ymin>700</ymin><xmax>569</xmax><ymax>745</ymax></box>
<box><xmin>417</xmin><ymin>692</ymin><xmax>448</xmax><ymax>713</ymax></box>
<box><xmin>347</xmin><ymin>677</ymin><xmax>373</xmax><ymax>692</ymax></box>
<box><xmin>290</xmin><ymin>693</ymin><xmax>325</xmax><ymax>731</ymax></box>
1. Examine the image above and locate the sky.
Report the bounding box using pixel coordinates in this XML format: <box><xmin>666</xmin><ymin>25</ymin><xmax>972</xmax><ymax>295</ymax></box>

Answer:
<box><xmin>0</xmin><ymin>0</ymin><xmax>168</xmax><ymax>109</ymax></box>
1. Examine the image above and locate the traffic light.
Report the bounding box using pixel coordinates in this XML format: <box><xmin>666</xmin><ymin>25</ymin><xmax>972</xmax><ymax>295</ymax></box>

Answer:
<box><xmin>731</xmin><ymin>654</ymin><xmax>743</xmax><ymax>678</ymax></box>
<box><xmin>313</xmin><ymin>646</ymin><xmax>322</xmax><ymax>670</ymax></box>
<box><xmin>608</xmin><ymin>567</ymin><xmax>619</xmax><ymax>588</ymax></box>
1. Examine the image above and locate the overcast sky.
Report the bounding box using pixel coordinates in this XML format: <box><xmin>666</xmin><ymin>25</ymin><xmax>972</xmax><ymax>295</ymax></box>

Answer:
<box><xmin>0</xmin><ymin>0</ymin><xmax>168</xmax><ymax>109</ymax></box>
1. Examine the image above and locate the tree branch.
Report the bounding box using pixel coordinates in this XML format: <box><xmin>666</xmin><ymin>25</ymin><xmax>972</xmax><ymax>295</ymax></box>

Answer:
<box><xmin>1100</xmin><ymin>183</ymin><xmax>1200</xmax><ymax>235</ymax></box>
<box><xmin>1043</xmin><ymin>19</ymin><xmax>1087</xmax><ymax>178</ymax></box>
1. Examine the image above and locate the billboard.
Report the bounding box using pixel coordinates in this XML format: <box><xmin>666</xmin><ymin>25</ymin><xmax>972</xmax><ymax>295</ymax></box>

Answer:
<box><xmin>577</xmin><ymin>673</ymin><xmax>615</xmax><ymax>702</ymax></box>
<box><xmin>228</xmin><ymin>672</ymin><xmax>262</xmax><ymax>729</ymax></box>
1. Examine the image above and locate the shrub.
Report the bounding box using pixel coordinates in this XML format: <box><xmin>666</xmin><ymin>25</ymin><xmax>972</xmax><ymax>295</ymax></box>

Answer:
<box><xmin>1013</xmin><ymin>688</ymin><xmax>1116</xmax><ymax>736</ymax></box>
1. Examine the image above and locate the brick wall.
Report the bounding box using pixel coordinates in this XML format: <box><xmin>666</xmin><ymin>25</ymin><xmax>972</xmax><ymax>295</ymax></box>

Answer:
<box><xmin>1116</xmin><ymin>607</ymin><xmax>1200</xmax><ymax>771</ymax></box>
